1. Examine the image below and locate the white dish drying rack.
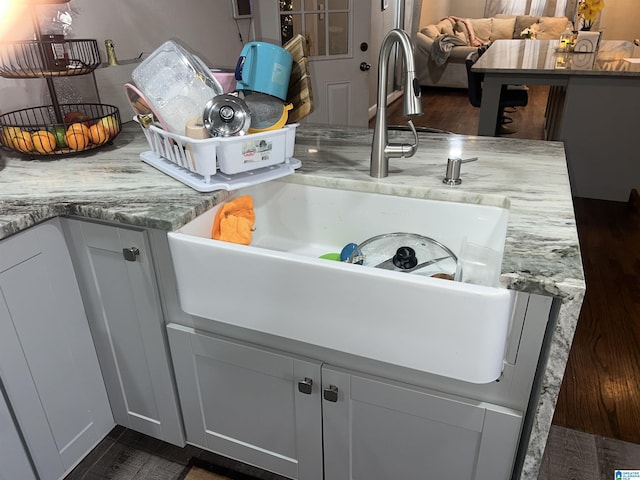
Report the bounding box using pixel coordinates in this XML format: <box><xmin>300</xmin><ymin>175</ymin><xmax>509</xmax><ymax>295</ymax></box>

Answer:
<box><xmin>135</xmin><ymin>117</ymin><xmax>301</xmax><ymax>192</ymax></box>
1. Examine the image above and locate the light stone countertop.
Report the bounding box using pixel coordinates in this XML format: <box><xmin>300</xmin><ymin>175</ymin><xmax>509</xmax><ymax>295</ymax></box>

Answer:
<box><xmin>0</xmin><ymin>121</ymin><xmax>585</xmax><ymax>480</ymax></box>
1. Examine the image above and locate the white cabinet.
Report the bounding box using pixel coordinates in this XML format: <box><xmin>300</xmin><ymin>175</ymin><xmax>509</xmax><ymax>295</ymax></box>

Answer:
<box><xmin>167</xmin><ymin>324</ymin><xmax>522</xmax><ymax>480</ymax></box>
<box><xmin>0</xmin><ymin>219</ymin><xmax>114</xmax><ymax>480</ymax></box>
<box><xmin>322</xmin><ymin>366</ymin><xmax>522</xmax><ymax>480</ymax></box>
<box><xmin>167</xmin><ymin>324</ymin><xmax>323</xmax><ymax>480</ymax></box>
<box><xmin>63</xmin><ymin>218</ymin><xmax>184</xmax><ymax>446</ymax></box>
<box><xmin>0</xmin><ymin>386</ymin><xmax>37</xmax><ymax>480</ymax></box>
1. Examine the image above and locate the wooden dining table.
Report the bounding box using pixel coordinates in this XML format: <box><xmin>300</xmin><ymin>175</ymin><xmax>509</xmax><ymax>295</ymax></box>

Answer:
<box><xmin>472</xmin><ymin>39</ymin><xmax>640</xmax><ymax>201</ymax></box>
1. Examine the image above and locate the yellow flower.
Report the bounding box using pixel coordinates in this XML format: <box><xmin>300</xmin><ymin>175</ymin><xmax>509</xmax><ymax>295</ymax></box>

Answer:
<box><xmin>577</xmin><ymin>0</ymin><xmax>604</xmax><ymax>29</ymax></box>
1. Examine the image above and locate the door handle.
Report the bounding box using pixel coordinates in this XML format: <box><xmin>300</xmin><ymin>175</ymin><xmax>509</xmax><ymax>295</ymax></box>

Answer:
<box><xmin>298</xmin><ymin>377</ymin><xmax>313</xmax><ymax>395</ymax></box>
<box><xmin>360</xmin><ymin>62</ymin><xmax>371</xmax><ymax>71</ymax></box>
<box><xmin>323</xmin><ymin>385</ymin><xmax>339</xmax><ymax>402</ymax></box>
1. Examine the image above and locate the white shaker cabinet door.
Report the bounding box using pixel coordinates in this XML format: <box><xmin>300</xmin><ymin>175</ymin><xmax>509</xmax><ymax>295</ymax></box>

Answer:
<box><xmin>0</xmin><ymin>386</ymin><xmax>37</xmax><ymax>480</ymax></box>
<box><xmin>0</xmin><ymin>218</ymin><xmax>114</xmax><ymax>480</ymax></box>
<box><xmin>167</xmin><ymin>324</ymin><xmax>323</xmax><ymax>480</ymax></box>
<box><xmin>62</xmin><ymin>218</ymin><xmax>184</xmax><ymax>446</ymax></box>
<box><xmin>322</xmin><ymin>365</ymin><xmax>523</xmax><ymax>480</ymax></box>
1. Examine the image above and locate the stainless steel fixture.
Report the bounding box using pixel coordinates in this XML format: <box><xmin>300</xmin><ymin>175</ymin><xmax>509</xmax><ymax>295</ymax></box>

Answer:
<box><xmin>370</xmin><ymin>29</ymin><xmax>423</xmax><ymax>178</ymax></box>
<box><xmin>443</xmin><ymin>156</ymin><xmax>478</xmax><ymax>185</ymax></box>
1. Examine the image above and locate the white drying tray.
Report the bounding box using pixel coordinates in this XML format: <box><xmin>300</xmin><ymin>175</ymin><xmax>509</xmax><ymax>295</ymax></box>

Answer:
<box><xmin>141</xmin><ymin>150</ymin><xmax>301</xmax><ymax>192</ymax></box>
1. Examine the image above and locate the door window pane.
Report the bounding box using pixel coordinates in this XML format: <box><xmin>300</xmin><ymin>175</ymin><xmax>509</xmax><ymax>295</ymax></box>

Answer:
<box><xmin>305</xmin><ymin>13</ymin><xmax>326</xmax><ymax>56</ymax></box>
<box><xmin>328</xmin><ymin>12</ymin><xmax>348</xmax><ymax>55</ymax></box>
<box><xmin>328</xmin><ymin>0</ymin><xmax>348</xmax><ymax>9</ymax></box>
<box><xmin>280</xmin><ymin>13</ymin><xmax>301</xmax><ymax>45</ymax></box>
<box><xmin>280</xmin><ymin>0</ymin><xmax>301</xmax><ymax>11</ymax></box>
<box><xmin>279</xmin><ymin>0</ymin><xmax>350</xmax><ymax>57</ymax></box>
<box><xmin>304</xmin><ymin>0</ymin><xmax>320</xmax><ymax>10</ymax></box>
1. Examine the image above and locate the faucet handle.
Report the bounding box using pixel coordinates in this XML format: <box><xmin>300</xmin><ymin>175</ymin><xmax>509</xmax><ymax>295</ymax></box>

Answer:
<box><xmin>443</xmin><ymin>157</ymin><xmax>478</xmax><ymax>185</ymax></box>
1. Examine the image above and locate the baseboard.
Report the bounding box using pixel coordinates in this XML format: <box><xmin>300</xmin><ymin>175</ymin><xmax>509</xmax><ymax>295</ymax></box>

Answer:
<box><xmin>629</xmin><ymin>188</ymin><xmax>640</xmax><ymax>216</ymax></box>
<box><xmin>368</xmin><ymin>89</ymin><xmax>404</xmax><ymax>121</ymax></box>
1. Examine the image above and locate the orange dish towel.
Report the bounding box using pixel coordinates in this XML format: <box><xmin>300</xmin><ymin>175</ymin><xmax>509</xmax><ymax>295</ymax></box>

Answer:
<box><xmin>211</xmin><ymin>195</ymin><xmax>255</xmax><ymax>245</ymax></box>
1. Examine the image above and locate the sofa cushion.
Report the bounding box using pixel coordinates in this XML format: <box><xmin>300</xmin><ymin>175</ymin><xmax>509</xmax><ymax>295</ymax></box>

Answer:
<box><xmin>514</xmin><ymin>15</ymin><xmax>540</xmax><ymax>38</ymax></box>
<box><xmin>470</xmin><ymin>17</ymin><xmax>493</xmax><ymax>43</ymax></box>
<box><xmin>421</xmin><ymin>24</ymin><xmax>441</xmax><ymax>39</ymax></box>
<box><xmin>535</xmin><ymin>16</ymin><xmax>570</xmax><ymax>39</ymax></box>
<box><xmin>491</xmin><ymin>17</ymin><xmax>516</xmax><ymax>41</ymax></box>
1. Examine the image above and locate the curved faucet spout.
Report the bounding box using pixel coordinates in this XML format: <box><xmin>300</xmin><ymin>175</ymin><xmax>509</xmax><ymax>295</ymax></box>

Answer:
<box><xmin>370</xmin><ymin>29</ymin><xmax>423</xmax><ymax>178</ymax></box>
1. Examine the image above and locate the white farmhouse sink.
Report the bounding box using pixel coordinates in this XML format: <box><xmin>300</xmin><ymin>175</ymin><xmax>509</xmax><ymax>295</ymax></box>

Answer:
<box><xmin>168</xmin><ymin>180</ymin><xmax>515</xmax><ymax>384</ymax></box>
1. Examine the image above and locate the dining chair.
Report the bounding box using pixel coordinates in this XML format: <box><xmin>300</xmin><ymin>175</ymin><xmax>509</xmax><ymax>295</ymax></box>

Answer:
<box><xmin>465</xmin><ymin>51</ymin><xmax>529</xmax><ymax>135</ymax></box>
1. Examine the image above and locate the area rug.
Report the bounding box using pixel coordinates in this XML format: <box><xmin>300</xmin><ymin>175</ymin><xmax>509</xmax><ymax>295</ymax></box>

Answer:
<box><xmin>179</xmin><ymin>458</ymin><xmax>262</xmax><ymax>480</ymax></box>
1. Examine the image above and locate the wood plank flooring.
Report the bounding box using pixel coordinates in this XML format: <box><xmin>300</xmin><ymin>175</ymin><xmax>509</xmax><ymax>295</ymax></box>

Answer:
<box><xmin>64</xmin><ymin>427</ymin><xmax>288</xmax><ymax>480</ymax></box>
<box><xmin>376</xmin><ymin>85</ymin><xmax>549</xmax><ymax>140</ymax></box>
<box><xmin>65</xmin><ymin>425</ymin><xmax>640</xmax><ymax>480</ymax></box>
<box><xmin>553</xmin><ymin>197</ymin><xmax>640</xmax><ymax>444</ymax></box>
<box><xmin>539</xmin><ymin>425</ymin><xmax>640</xmax><ymax>479</ymax></box>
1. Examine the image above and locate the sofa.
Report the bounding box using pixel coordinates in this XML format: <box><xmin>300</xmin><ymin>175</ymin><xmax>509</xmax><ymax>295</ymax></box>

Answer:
<box><xmin>415</xmin><ymin>15</ymin><xmax>571</xmax><ymax>88</ymax></box>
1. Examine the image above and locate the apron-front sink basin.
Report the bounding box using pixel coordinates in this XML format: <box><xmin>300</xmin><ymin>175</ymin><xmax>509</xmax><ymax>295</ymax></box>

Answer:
<box><xmin>168</xmin><ymin>180</ymin><xmax>515</xmax><ymax>383</ymax></box>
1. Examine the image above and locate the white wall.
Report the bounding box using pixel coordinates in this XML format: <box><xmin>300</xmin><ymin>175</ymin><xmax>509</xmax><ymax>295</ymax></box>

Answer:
<box><xmin>599</xmin><ymin>0</ymin><xmax>640</xmax><ymax>40</ymax></box>
<box><xmin>0</xmin><ymin>0</ymin><xmax>250</xmax><ymax>114</ymax></box>
<box><xmin>418</xmin><ymin>0</ymin><xmax>450</xmax><ymax>27</ymax></box>
<box><xmin>447</xmin><ymin>0</ymin><xmax>485</xmax><ymax>19</ymax></box>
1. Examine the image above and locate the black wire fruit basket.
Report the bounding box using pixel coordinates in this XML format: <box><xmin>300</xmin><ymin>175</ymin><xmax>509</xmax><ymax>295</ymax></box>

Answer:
<box><xmin>0</xmin><ymin>39</ymin><xmax>101</xmax><ymax>78</ymax></box>
<box><xmin>0</xmin><ymin>103</ymin><xmax>122</xmax><ymax>157</ymax></box>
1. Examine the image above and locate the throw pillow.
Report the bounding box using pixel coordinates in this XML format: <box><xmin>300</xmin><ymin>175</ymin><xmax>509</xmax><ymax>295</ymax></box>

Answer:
<box><xmin>535</xmin><ymin>16</ymin><xmax>570</xmax><ymax>40</ymax></box>
<box><xmin>514</xmin><ymin>15</ymin><xmax>540</xmax><ymax>38</ymax></box>
<box><xmin>469</xmin><ymin>17</ymin><xmax>493</xmax><ymax>44</ymax></box>
<box><xmin>491</xmin><ymin>17</ymin><xmax>516</xmax><ymax>41</ymax></box>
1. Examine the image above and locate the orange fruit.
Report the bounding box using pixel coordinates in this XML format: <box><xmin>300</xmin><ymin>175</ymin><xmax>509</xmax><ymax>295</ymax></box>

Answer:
<box><xmin>97</xmin><ymin>115</ymin><xmax>119</xmax><ymax>137</ymax></box>
<box><xmin>32</xmin><ymin>130</ymin><xmax>57</xmax><ymax>154</ymax></box>
<box><xmin>89</xmin><ymin>123</ymin><xmax>109</xmax><ymax>144</ymax></box>
<box><xmin>12</xmin><ymin>131</ymin><xmax>33</xmax><ymax>153</ymax></box>
<box><xmin>65</xmin><ymin>129</ymin><xmax>88</xmax><ymax>151</ymax></box>
<box><xmin>67</xmin><ymin>122</ymin><xmax>91</xmax><ymax>139</ymax></box>
<box><xmin>1</xmin><ymin>126</ymin><xmax>22</xmax><ymax>148</ymax></box>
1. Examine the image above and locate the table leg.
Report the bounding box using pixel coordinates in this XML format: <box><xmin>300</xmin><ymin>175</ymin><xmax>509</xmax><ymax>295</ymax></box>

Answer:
<box><xmin>477</xmin><ymin>76</ymin><xmax>503</xmax><ymax>136</ymax></box>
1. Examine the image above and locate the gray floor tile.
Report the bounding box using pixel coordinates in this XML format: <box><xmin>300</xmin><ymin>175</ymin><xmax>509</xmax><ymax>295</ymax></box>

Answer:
<box><xmin>538</xmin><ymin>425</ymin><xmax>599</xmax><ymax>480</ymax></box>
<box><xmin>596</xmin><ymin>435</ymin><xmax>640</xmax><ymax>478</ymax></box>
<box><xmin>68</xmin><ymin>425</ymin><xmax>640</xmax><ymax>480</ymax></box>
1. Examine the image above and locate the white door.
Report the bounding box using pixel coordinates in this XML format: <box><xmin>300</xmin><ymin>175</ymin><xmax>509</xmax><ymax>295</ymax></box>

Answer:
<box><xmin>0</xmin><ymin>219</ymin><xmax>114</xmax><ymax>480</ymax></box>
<box><xmin>322</xmin><ymin>365</ymin><xmax>523</xmax><ymax>480</ymax></box>
<box><xmin>167</xmin><ymin>324</ymin><xmax>323</xmax><ymax>480</ymax></box>
<box><xmin>278</xmin><ymin>0</ymin><xmax>372</xmax><ymax>126</ymax></box>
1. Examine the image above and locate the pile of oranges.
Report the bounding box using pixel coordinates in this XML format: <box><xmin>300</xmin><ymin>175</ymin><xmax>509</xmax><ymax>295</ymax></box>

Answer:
<box><xmin>0</xmin><ymin>115</ymin><xmax>120</xmax><ymax>155</ymax></box>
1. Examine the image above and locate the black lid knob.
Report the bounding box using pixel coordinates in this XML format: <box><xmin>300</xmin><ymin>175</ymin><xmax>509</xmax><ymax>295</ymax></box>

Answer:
<box><xmin>392</xmin><ymin>246</ymin><xmax>418</xmax><ymax>269</ymax></box>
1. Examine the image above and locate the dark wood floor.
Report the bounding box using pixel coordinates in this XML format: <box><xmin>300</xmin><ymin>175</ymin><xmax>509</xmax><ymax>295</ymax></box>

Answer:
<box><xmin>377</xmin><ymin>84</ymin><xmax>549</xmax><ymax>140</ymax></box>
<box><xmin>382</xmin><ymin>85</ymin><xmax>640</xmax><ymax>446</ymax></box>
<box><xmin>553</xmin><ymin>197</ymin><xmax>640</xmax><ymax>444</ymax></box>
